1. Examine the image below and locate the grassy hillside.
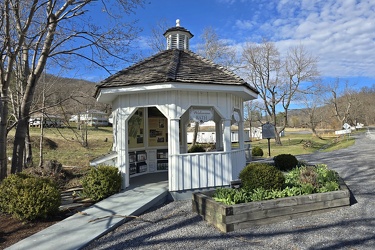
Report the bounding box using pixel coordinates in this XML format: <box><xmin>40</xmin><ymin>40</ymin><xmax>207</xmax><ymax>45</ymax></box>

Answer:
<box><xmin>7</xmin><ymin>126</ymin><xmax>113</xmax><ymax>168</ymax></box>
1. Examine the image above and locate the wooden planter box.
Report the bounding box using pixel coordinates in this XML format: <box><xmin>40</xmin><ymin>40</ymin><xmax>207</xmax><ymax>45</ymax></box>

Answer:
<box><xmin>192</xmin><ymin>178</ymin><xmax>351</xmax><ymax>232</ymax></box>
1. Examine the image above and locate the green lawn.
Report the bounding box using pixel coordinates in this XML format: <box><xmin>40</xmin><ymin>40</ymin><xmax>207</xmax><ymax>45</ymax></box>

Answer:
<box><xmin>249</xmin><ymin>130</ymin><xmax>355</xmax><ymax>158</ymax></box>
<box><xmin>8</xmin><ymin>126</ymin><xmax>113</xmax><ymax>167</ymax></box>
<box><xmin>6</xmin><ymin>127</ymin><xmax>357</xmax><ymax>167</ymax></box>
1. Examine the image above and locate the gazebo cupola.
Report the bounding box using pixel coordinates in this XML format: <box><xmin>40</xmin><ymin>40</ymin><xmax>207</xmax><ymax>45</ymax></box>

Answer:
<box><xmin>163</xmin><ymin>19</ymin><xmax>193</xmax><ymax>50</ymax></box>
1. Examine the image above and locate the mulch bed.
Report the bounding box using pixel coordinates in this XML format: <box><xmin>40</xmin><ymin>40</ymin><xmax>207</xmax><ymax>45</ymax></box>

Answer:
<box><xmin>0</xmin><ymin>211</ymin><xmax>71</xmax><ymax>249</ymax></box>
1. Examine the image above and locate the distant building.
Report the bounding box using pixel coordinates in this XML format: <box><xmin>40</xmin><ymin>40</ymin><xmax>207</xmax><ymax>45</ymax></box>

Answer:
<box><xmin>69</xmin><ymin>109</ymin><xmax>109</xmax><ymax>127</ymax></box>
<box><xmin>29</xmin><ymin>113</ymin><xmax>63</xmax><ymax>128</ymax></box>
<box><xmin>187</xmin><ymin>121</ymin><xmax>262</xmax><ymax>143</ymax></box>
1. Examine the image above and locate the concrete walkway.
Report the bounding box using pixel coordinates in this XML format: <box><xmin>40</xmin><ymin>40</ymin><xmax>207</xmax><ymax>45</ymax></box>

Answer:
<box><xmin>7</xmin><ymin>172</ymin><xmax>168</xmax><ymax>250</ymax></box>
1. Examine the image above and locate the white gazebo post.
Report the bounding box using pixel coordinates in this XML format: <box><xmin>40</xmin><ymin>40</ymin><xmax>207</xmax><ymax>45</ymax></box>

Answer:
<box><xmin>215</xmin><ymin>117</ymin><xmax>223</xmax><ymax>150</ymax></box>
<box><xmin>238</xmin><ymin>118</ymin><xmax>244</xmax><ymax>149</ymax></box>
<box><xmin>223</xmin><ymin>118</ymin><xmax>232</xmax><ymax>152</ymax></box>
<box><xmin>234</xmin><ymin>109</ymin><xmax>244</xmax><ymax>149</ymax></box>
<box><xmin>117</xmin><ymin>107</ymin><xmax>136</xmax><ymax>189</ymax></box>
<box><xmin>168</xmin><ymin>102</ymin><xmax>181</xmax><ymax>190</ymax></box>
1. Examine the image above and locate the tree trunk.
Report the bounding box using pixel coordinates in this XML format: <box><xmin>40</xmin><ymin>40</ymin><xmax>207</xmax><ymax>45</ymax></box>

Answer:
<box><xmin>11</xmin><ymin>117</ymin><xmax>28</xmax><ymax>173</ymax></box>
<box><xmin>192</xmin><ymin>122</ymin><xmax>199</xmax><ymax>146</ymax></box>
<box><xmin>274</xmin><ymin>127</ymin><xmax>282</xmax><ymax>145</ymax></box>
<box><xmin>272</xmin><ymin>112</ymin><xmax>282</xmax><ymax>145</ymax></box>
<box><xmin>11</xmin><ymin>75</ymin><xmax>39</xmax><ymax>173</ymax></box>
<box><xmin>0</xmin><ymin>95</ymin><xmax>8</xmax><ymax>180</ymax></box>
<box><xmin>25</xmin><ymin>125</ymin><xmax>33</xmax><ymax>168</ymax></box>
<box><xmin>38</xmin><ymin>114</ymin><xmax>44</xmax><ymax>168</ymax></box>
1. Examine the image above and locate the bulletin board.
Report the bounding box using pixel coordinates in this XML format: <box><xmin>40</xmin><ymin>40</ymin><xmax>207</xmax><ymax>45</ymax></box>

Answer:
<box><xmin>148</xmin><ymin>117</ymin><xmax>168</xmax><ymax>147</ymax></box>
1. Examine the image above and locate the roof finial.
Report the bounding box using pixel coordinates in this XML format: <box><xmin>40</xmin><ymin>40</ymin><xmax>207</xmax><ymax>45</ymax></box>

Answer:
<box><xmin>176</xmin><ymin>19</ymin><xmax>180</xmax><ymax>27</ymax></box>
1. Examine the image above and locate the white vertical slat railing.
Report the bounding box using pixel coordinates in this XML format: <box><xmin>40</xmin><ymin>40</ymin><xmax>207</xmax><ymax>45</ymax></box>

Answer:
<box><xmin>231</xmin><ymin>149</ymin><xmax>246</xmax><ymax>180</ymax></box>
<box><xmin>169</xmin><ymin>149</ymin><xmax>246</xmax><ymax>191</ymax></box>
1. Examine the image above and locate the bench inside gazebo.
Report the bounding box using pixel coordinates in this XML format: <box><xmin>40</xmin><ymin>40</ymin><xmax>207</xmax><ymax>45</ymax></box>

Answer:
<box><xmin>92</xmin><ymin>20</ymin><xmax>258</xmax><ymax>198</ymax></box>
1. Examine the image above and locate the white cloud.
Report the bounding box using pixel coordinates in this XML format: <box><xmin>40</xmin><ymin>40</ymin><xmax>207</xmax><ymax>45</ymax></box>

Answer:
<box><xmin>234</xmin><ymin>0</ymin><xmax>375</xmax><ymax>78</ymax></box>
<box><xmin>235</xmin><ymin>19</ymin><xmax>255</xmax><ymax>30</ymax></box>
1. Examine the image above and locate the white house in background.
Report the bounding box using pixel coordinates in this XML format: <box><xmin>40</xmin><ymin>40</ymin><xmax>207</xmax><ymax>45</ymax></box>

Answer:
<box><xmin>29</xmin><ymin>113</ymin><xmax>63</xmax><ymax>127</ymax></box>
<box><xmin>69</xmin><ymin>109</ymin><xmax>109</xmax><ymax>127</ymax></box>
<box><xmin>92</xmin><ymin>20</ymin><xmax>258</xmax><ymax>197</ymax></box>
<box><xmin>187</xmin><ymin>121</ymin><xmax>263</xmax><ymax>143</ymax></box>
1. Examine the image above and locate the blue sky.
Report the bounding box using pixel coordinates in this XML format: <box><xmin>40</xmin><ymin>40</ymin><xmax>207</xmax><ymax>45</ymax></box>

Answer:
<box><xmin>70</xmin><ymin>0</ymin><xmax>375</xmax><ymax>91</ymax></box>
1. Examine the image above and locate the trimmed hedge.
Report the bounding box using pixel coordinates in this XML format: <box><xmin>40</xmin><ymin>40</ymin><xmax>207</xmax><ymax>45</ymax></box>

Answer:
<box><xmin>273</xmin><ymin>154</ymin><xmax>299</xmax><ymax>171</ymax></box>
<box><xmin>188</xmin><ymin>144</ymin><xmax>206</xmax><ymax>153</ymax></box>
<box><xmin>0</xmin><ymin>173</ymin><xmax>60</xmax><ymax>221</ymax></box>
<box><xmin>82</xmin><ymin>165</ymin><xmax>122</xmax><ymax>201</ymax></box>
<box><xmin>239</xmin><ymin>162</ymin><xmax>285</xmax><ymax>191</ymax></box>
<box><xmin>251</xmin><ymin>146</ymin><xmax>264</xmax><ymax>157</ymax></box>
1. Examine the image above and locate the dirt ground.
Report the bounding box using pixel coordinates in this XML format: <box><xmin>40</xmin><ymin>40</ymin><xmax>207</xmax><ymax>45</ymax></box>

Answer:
<box><xmin>0</xmin><ymin>211</ymin><xmax>70</xmax><ymax>249</ymax></box>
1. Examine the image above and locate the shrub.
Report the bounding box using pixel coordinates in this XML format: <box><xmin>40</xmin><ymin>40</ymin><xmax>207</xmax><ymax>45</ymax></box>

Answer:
<box><xmin>0</xmin><ymin>173</ymin><xmax>60</xmax><ymax>221</ymax></box>
<box><xmin>251</xmin><ymin>146</ymin><xmax>264</xmax><ymax>157</ymax></box>
<box><xmin>273</xmin><ymin>154</ymin><xmax>299</xmax><ymax>171</ymax></box>
<box><xmin>188</xmin><ymin>144</ymin><xmax>206</xmax><ymax>153</ymax></box>
<box><xmin>299</xmin><ymin>166</ymin><xmax>319</xmax><ymax>188</ymax></box>
<box><xmin>239</xmin><ymin>163</ymin><xmax>285</xmax><ymax>191</ymax></box>
<box><xmin>82</xmin><ymin>165</ymin><xmax>122</xmax><ymax>201</ymax></box>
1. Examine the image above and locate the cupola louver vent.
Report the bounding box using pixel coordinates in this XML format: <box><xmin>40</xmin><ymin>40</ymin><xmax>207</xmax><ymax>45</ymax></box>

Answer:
<box><xmin>164</xmin><ymin>19</ymin><xmax>193</xmax><ymax>50</ymax></box>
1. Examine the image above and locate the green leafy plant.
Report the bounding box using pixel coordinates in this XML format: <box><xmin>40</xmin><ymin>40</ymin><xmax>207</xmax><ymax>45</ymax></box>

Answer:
<box><xmin>251</xmin><ymin>146</ymin><xmax>264</xmax><ymax>157</ymax></box>
<box><xmin>82</xmin><ymin>165</ymin><xmax>122</xmax><ymax>201</ymax></box>
<box><xmin>273</xmin><ymin>154</ymin><xmax>299</xmax><ymax>171</ymax></box>
<box><xmin>315</xmin><ymin>164</ymin><xmax>339</xmax><ymax>185</ymax></box>
<box><xmin>282</xmin><ymin>186</ymin><xmax>302</xmax><ymax>197</ymax></box>
<box><xmin>213</xmin><ymin>188</ymin><xmax>252</xmax><ymax>205</ymax></box>
<box><xmin>214</xmin><ymin>163</ymin><xmax>341</xmax><ymax>205</ymax></box>
<box><xmin>239</xmin><ymin>162</ymin><xmax>285</xmax><ymax>191</ymax></box>
<box><xmin>284</xmin><ymin>167</ymin><xmax>301</xmax><ymax>186</ymax></box>
<box><xmin>319</xmin><ymin>181</ymin><xmax>340</xmax><ymax>192</ymax></box>
<box><xmin>300</xmin><ymin>183</ymin><xmax>316</xmax><ymax>194</ymax></box>
<box><xmin>249</xmin><ymin>187</ymin><xmax>268</xmax><ymax>201</ymax></box>
<box><xmin>0</xmin><ymin>173</ymin><xmax>60</xmax><ymax>221</ymax></box>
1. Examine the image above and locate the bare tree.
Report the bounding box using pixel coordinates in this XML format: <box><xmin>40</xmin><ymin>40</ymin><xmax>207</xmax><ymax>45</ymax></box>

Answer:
<box><xmin>242</xmin><ymin>41</ymin><xmax>318</xmax><ymax>144</ymax></box>
<box><xmin>242</xmin><ymin>41</ymin><xmax>283</xmax><ymax>144</ymax></box>
<box><xmin>146</xmin><ymin>18</ymin><xmax>169</xmax><ymax>53</ymax></box>
<box><xmin>196</xmin><ymin>26</ymin><xmax>238</xmax><ymax>70</ymax></box>
<box><xmin>243</xmin><ymin>100</ymin><xmax>263</xmax><ymax>141</ymax></box>
<box><xmin>298</xmin><ymin>82</ymin><xmax>326</xmax><ymax>138</ymax></box>
<box><xmin>357</xmin><ymin>85</ymin><xmax>375</xmax><ymax>125</ymax></box>
<box><xmin>325</xmin><ymin>79</ymin><xmax>356</xmax><ymax>129</ymax></box>
<box><xmin>0</xmin><ymin>0</ymin><xmax>143</xmax><ymax>179</ymax></box>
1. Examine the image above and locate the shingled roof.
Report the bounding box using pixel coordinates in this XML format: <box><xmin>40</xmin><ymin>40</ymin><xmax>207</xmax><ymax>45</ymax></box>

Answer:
<box><xmin>95</xmin><ymin>49</ymin><xmax>258</xmax><ymax>95</ymax></box>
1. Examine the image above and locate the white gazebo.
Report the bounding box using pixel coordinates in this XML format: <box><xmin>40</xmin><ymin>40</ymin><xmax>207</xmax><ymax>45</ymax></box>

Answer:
<box><xmin>93</xmin><ymin>20</ymin><xmax>258</xmax><ymax>196</ymax></box>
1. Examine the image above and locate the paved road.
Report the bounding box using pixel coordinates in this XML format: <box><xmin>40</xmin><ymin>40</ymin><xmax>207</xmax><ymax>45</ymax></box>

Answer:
<box><xmin>84</xmin><ymin>132</ymin><xmax>375</xmax><ymax>250</ymax></box>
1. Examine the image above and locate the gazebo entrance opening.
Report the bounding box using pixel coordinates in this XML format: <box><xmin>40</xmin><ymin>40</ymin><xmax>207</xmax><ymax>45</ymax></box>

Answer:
<box><xmin>128</xmin><ymin>107</ymin><xmax>169</xmax><ymax>181</ymax></box>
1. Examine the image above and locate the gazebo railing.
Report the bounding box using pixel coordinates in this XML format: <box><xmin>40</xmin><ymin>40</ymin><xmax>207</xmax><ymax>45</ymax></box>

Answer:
<box><xmin>169</xmin><ymin>149</ymin><xmax>246</xmax><ymax>191</ymax></box>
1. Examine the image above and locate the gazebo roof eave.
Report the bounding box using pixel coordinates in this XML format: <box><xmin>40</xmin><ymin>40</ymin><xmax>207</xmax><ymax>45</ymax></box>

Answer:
<box><xmin>96</xmin><ymin>81</ymin><xmax>258</xmax><ymax>104</ymax></box>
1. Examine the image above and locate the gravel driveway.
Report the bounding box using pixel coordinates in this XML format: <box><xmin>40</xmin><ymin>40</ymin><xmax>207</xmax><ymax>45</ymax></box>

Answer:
<box><xmin>84</xmin><ymin>132</ymin><xmax>375</xmax><ymax>250</ymax></box>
